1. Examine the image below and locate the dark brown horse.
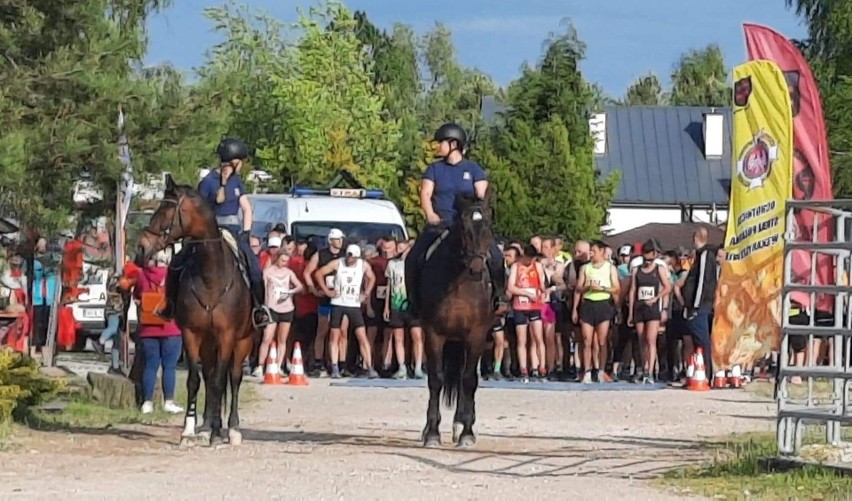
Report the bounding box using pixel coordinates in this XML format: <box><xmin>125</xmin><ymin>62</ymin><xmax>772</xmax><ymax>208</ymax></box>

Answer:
<box><xmin>418</xmin><ymin>193</ymin><xmax>497</xmax><ymax>448</ymax></box>
<box><xmin>136</xmin><ymin>175</ymin><xmax>254</xmax><ymax>447</ymax></box>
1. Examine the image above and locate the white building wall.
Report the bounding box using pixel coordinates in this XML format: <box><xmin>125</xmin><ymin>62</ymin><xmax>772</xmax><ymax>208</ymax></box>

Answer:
<box><xmin>602</xmin><ymin>206</ymin><xmax>729</xmax><ymax>235</ymax></box>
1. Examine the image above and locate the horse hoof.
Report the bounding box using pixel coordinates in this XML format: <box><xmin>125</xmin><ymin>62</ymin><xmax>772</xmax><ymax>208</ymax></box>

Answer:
<box><xmin>423</xmin><ymin>435</ymin><xmax>441</xmax><ymax>448</ymax></box>
<box><xmin>457</xmin><ymin>434</ymin><xmax>476</xmax><ymax>448</ymax></box>
<box><xmin>228</xmin><ymin>428</ymin><xmax>243</xmax><ymax>446</ymax></box>
<box><xmin>452</xmin><ymin>422</ymin><xmax>463</xmax><ymax>443</ymax></box>
<box><xmin>179</xmin><ymin>436</ymin><xmax>196</xmax><ymax>448</ymax></box>
<box><xmin>210</xmin><ymin>434</ymin><xmax>225</xmax><ymax>448</ymax></box>
<box><xmin>196</xmin><ymin>431</ymin><xmax>211</xmax><ymax>447</ymax></box>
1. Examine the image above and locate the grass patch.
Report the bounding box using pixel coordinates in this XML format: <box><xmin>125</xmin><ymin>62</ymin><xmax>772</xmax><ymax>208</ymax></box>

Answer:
<box><xmin>21</xmin><ymin>370</ymin><xmax>259</xmax><ymax>431</ymax></box>
<box><xmin>661</xmin><ymin>431</ymin><xmax>852</xmax><ymax>499</ymax></box>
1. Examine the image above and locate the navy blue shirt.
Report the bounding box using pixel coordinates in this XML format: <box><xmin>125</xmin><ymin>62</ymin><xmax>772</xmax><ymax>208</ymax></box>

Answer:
<box><xmin>423</xmin><ymin>159</ymin><xmax>487</xmax><ymax>223</ymax></box>
<box><xmin>198</xmin><ymin>170</ymin><xmax>247</xmax><ymax>217</ymax></box>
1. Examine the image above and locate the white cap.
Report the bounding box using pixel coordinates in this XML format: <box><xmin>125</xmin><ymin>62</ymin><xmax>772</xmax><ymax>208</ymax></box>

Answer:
<box><xmin>618</xmin><ymin>245</ymin><xmax>632</xmax><ymax>257</ymax></box>
<box><xmin>346</xmin><ymin>244</ymin><xmax>361</xmax><ymax>258</ymax></box>
<box><xmin>631</xmin><ymin>255</ymin><xmax>666</xmax><ymax>269</ymax></box>
<box><xmin>328</xmin><ymin>228</ymin><xmax>345</xmax><ymax>240</ymax></box>
<box><xmin>267</xmin><ymin>236</ymin><xmax>282</xmax><ymax>248</ymax></box>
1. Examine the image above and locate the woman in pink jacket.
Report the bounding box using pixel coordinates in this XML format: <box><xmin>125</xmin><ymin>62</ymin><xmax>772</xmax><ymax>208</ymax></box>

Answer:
<box><xmin>134</xmin><ymin>249</ymin><xmax>184</xmax><ymax>414</ymax></box>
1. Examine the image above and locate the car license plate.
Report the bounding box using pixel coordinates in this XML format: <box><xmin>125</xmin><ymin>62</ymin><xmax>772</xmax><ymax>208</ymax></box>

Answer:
<box><xmin>83</xmin><ymin>308</ymin><xmax>102</xmax><ymax>319</ymax></box>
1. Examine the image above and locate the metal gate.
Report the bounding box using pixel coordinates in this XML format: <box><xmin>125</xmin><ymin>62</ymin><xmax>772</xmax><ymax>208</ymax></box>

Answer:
<box><xmin>778</xmin><ymin>200</ymin><xmax>852</xmax><ymax>456</ymax></box>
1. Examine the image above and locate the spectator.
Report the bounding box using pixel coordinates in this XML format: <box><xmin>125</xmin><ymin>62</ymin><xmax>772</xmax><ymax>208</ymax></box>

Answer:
<box><xmin>135</xmin><ymin>249</ymin><xmax>183</xmax><ymax>415</ymax></box>
<box><xmin>682</xmin><ymin>228</ymin><xmax>718</xmax><ymax>380</ymax></box>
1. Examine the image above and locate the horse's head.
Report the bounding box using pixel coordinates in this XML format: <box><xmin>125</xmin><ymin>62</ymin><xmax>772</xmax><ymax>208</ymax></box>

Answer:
<box><xmin>455</xmin><ymin>190</ymin><xmax>493</xmax><ymax>275</ymax></box>
<box><xmin>136</xmin><ymin>174</ymin><xmax>213</xmax><ymax>266</ymax></box>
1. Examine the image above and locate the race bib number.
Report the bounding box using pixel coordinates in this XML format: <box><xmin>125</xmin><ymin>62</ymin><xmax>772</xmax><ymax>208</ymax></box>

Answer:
<box><xmin>516</xmin><ymin>288</ymin><xmax>536</xmax><ymax>305</ymax></box>
<box><xmin>376</xmin><ymin>286</ymin><xmax>388</xmax><ymax>299</ymax></box>
<box><xmin>342</xmin><ymin>285</ymin><xmax>359</xmax><ymax>302</ymax></box>
<box><xmin>589</xmin><ymin>279</ymin><xmax>601</xmax><ymax>288</ymax></box>
<box><xmin>274</xmin><ymin>287</ymin><xmax>290</xmax><ymax>304</ymax></box>
<box><xmin>638</xmin><ymin>286</ymin><xmax>656</xmax><ymax>301</ymax></box>
<box><xmin>324</xmin><ymin>275</ymin><xmax>336</xmax><ymax>289</ymax></box>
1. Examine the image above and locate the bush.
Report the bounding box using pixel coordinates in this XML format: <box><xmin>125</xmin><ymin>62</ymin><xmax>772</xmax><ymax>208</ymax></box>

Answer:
<box><xmin>0</xmin><ymin>349</ymin><xmax>62</xmax><ymax>424</ymax></box>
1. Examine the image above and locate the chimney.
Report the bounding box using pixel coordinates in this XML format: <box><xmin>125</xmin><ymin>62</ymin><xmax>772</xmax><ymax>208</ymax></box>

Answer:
<box><xmin>589</xmin><ymin>113</ymin><xmax>606</xmax><ymax>155</ymax></box>
<box><xmin>703</xmin><ymin>109</ymin><xmax>724</xmax><ymax>158</ymax></box>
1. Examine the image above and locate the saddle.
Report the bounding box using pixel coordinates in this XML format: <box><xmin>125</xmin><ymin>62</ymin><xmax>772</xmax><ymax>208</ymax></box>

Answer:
<box><xmin>220</xmin><ymin>228</ymin><xmax>251</xmax><ymax>289</ymax></box>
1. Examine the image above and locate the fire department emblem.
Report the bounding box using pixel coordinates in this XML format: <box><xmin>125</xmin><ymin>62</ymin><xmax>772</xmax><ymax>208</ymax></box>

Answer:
<box><xmin>736</xmin><ymin>130</ymin><xmax>777</xmax><ymax>190</ymax></box>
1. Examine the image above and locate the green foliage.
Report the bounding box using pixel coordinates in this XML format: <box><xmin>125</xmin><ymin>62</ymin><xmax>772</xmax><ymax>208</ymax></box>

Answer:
<box><xmin>478</xmin><ymin>23</ymin><xmax>618</xmax><ymax>240</ymax></box>
<box><xmin>0</xmin><ymin>350</ymin><xmax>62</xmax><ymax>424</ymax></box>
<box><xmin>668</xmin><ymin>44</ymin><xmax>732</xmax><ymax>107</ymax></box>
<box><xmin>624</xmin><ymin>73</ymin><xmax>666</xmax><ymax>106</ymax></box>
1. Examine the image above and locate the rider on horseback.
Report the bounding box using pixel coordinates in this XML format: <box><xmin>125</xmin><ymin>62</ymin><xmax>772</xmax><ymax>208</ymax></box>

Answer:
<box><xmin>159</xmin><ymin>137</ymin><xmax>273</xmax><ymax>327</ymax></box>
<box><xmin>404</xmin><ymin>123</ymin><xmax>506</xmax><ymax>318</ymax></box>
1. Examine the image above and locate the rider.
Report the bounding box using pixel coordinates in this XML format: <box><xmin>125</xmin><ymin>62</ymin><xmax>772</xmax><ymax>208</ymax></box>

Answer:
<box><xmin>404</xmin><ymin>123</ymin><xmax>506</xmax><ymax>317</ymax></box>
<box><xmin>159</xmin><ymin>137</ymin><xmax>272</xmax><ymax>327</ymax></box>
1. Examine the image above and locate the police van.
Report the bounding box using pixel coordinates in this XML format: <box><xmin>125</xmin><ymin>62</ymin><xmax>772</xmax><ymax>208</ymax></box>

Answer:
<box><xmin>246</xmin><ymin>185</ymin><xmax>409</xmax><ymax>245</ymax></box>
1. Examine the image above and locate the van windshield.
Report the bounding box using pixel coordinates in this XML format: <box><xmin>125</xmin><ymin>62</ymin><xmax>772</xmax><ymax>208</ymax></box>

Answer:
<box><xmin>291</xmin><ymin>222</ymin><xmax>406</xmax><ymax>247</ymax></box>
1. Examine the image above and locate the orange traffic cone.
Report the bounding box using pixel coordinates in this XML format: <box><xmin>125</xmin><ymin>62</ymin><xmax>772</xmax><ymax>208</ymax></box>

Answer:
<box><xmin>286</xmin><ymin>342</ymin><xmax>309</xmax><ymax>386</ymax></box>
<box><xmin>688</xmin><ymin>347</ymin><xmax>710</xmax><ymax>391</ymax></box>
<box><xmin>713</xmin><ymin>370</ymin><xmax>728</xmax><ymax>389</ymax></box>
<box><xmin>730</xmin><ymin>365</ymin><xmax>743</xmax><ymax>388</ymax></box>
<box><xmin>263</xmin><ymin>342</ymin><xmax>283</xmax><ymax>385</ymax></box>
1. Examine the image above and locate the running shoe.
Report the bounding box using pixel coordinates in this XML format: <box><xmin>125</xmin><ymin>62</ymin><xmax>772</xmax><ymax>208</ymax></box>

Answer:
<box><xmin>164</xmin><ymin>400</ymin><xmax>184</xmax><ymax>414</ymax></box>
<box><xmin>368</xmin><ymin>368</ymin><xmax>380</xmax><ymax>379</ymax></box>
<box><xmin>330</xmin><ymin>366</ymin><xmax>341</xmax><ymax>379</ymax></box>
<box><xmin>581</xmin><ymin>371</ymin><xmax>593</xmax><ymax>384</ymax></box>
<box><xmin>141</xmin><ymin>401</ymin><xmax>154</xmax><ymax>414</ymax></box>
<box><xmin>392</xmin><ymin>367</ymin><xmax>407</xmax><ymax>380</ymax></box>
<box><xmin>413</xmin><ymin>368</ymin><xmax>426</xmax><ymax>379</ymax></box>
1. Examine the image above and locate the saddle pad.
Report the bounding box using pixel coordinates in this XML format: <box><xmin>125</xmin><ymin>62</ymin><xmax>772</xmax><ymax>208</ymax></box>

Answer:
<box><xmin>220</xmin><ymin>229</ymin><xmax>240</xmax><ymax>257</ymax></box>
<box><xmin>424</xmin><ymin>229</ymin><xmax>451</xmax><ymax>261</ymax></box>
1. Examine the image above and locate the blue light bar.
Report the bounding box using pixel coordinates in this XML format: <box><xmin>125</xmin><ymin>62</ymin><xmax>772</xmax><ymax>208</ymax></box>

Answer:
<box><xmin>291</xmin><ymin>187</ymin><xmax>386</xmax><ymax>199</ymax></box>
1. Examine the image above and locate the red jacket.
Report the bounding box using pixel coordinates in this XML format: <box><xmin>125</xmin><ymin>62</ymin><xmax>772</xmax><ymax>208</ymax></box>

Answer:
<box><xmin>134</xmin><ymin>266</ymin><xmax>180</xmax><ymax>338</ymax></box>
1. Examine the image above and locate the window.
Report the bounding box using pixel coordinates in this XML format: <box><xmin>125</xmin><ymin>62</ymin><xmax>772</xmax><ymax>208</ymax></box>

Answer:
<box><xmin>291</xmin><ymin>222</ymin><xmax>406</xmax><ymax>247</ymax></box>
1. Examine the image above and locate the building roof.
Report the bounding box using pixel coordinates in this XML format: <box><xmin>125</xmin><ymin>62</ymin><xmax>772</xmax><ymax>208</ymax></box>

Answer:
<box><xmin>604</xmin><ymin>222</ymin><xmax>725</xmax><ymax>252</ymax></box>
<box><xmin>594</xmin><ymin>106</ymin><xmax>732</xmax><ymax>207</ymax></box>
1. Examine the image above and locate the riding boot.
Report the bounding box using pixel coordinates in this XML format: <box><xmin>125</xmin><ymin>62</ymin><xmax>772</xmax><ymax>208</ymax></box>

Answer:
<box><xmin>250</xmin><ymin>279</ymin><xmax>272</xmax><ymax>328</ymax></box>
<box><xmin>405</xmin><ymin>230</ymin><xmax>436</xmax><ymax>319</ymax></box>
<box><xmin>488</xmin><ymin>242</ymin><xmax>507</xmax><ymax>313</ymax></box>
<box><xmin>157</xmin><ymin>250</ymin><xmax>185</xmax><ymax>320</ymax></box>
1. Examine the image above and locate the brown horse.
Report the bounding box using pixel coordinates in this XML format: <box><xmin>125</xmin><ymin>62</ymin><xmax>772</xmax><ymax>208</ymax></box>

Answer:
<box><xmin>418</xmin><ymin>193</ymin><xmax>498</xmax><ymax>448</ymax></box>
<box><xmin>136</xmin><ymin>174</ymin><xmax>254</xmax><ymax>447</ymax></box>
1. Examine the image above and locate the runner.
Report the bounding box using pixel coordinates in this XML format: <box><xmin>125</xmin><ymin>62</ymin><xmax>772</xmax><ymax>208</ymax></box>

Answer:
<box><xmin>254</xmin><ymin>249</ymin><xmax>304</xmax><ymax>378</ymax></box>
<box><xmin>383</xmin><ymin>243</ymin><xmax>424</xmax><ymax>379</ymax></box>
<box><xmin>565</xmin><ymin>240</ymin><xmax>591</xmax><ymax>379</ymax></box>
<box><xmin>303</xmin><ymin>228</ymin><xmax>346</xmax><ymax>377</ymax></box>
<box><xmin>573</xmin><ymin>240</ymin><xmax>620</xmax><ymax>383</ymax></box>
<box><xmin>368</xmin><ymin>237</ymin><xmax>395</xmax><ymax>375</ymax></box>
<box><xmin>507</xmin><ymin>244</ymin><xmax>547</xmax><ymax>382</ymax></box>
<box><xmin>316</xmin><ymin>244</ymin><xmax>378</xmax><ymax>379</ymax></box>
<box><xmin>540</xmin><ymin>238</ymin><xmax>566</xmax><ymax>377</ymax></box>
<box><xmin>627</xmin><ymin>240</ymin><xmax>672</xmax><ymax>384</ymax></box>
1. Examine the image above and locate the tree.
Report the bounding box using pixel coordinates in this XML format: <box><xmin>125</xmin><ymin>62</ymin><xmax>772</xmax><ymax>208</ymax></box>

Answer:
<box><xmin>0</xmin><ymin>0</ymin><xmax>179</xmax><ymax>233</ymax></box>
<box><xmin>624</xmin><ymin>73</ymin><xmax>665</xmax><ymax>106</ymax></box>
<box><xmin>669</xmin><ymin>44</ymin><xmax>732</xmax><ymax>107</ymax></box>
<box><xmin>477</xmin><ymin>23</ymin><xmax>619</xmax><ymax>240</ymax></box>
<box><xmin>257</xmin><ymin>4</ymin><xmax>401</xmax><ymax>194</ymax></box>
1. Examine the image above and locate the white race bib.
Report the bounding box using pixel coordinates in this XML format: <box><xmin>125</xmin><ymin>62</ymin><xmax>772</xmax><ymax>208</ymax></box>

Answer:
<box><xmin>376</xmin><ymin>286</ymin><xmax>388</xmax><ymax>299</ymax></box>
<box><xmin>274</xmin><ymin>287</ymin><xmax>290</xmax><ymax>304</ymax></box>
<box><xmin>342</xmin><ymin>284</ymin><xmax>360</xmax><ymax>303</ymax></box>
<box><xmin>516</xmin><ymin>288</ymin><xmax>536</xmax><ymax>305</ymax></box>
<box><xmin>638</xmin><ymin>286</ymin><xmax>656</xmax><ymax>301</ymax></box>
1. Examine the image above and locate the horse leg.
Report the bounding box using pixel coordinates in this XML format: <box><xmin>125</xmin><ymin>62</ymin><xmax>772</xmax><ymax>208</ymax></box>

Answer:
<box><xmin>180</xmin><ymin>329</ymin><xmax>203</xmax><ymax>447</ymax></box>
<box><xmin>457</xmin><ymin>341</ymin><xmax>485</xmax><ymax>448</ymax></box>
<box><xmin>209</xmin><ymin>336</ymin><xmax>235</xmax><ymax>447</ymax></box>
<box><xmin>423</xmin><ymin>330</ymin><xmax>445</xmax><ymax>448</ymax></box>
<box><xmin>227</xmin><ymin>334</ymin><xmax>253</xmax><ymax>446</ymax></box>
<box><xmin>196</xmin><ymin>339</ymin><xmax>217</xmax><ymax>446</ymax></box>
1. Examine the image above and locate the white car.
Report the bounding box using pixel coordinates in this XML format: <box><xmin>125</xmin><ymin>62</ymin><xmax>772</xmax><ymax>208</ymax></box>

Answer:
<box><xmin>68</xmin><ymin>262</ymin><xmax>139</xmax><ymax>350</ymax></box>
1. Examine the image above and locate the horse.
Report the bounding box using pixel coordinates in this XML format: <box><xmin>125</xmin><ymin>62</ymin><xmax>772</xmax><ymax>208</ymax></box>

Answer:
<box><xmin>136</xmin><ymin>174</ymin><xmax>254</xmax><ymax>447</ymax></box>
<box><xmin>418</xmin><ymin>192</ymin><xmax>498</xmax><ymax>448</ymax></box>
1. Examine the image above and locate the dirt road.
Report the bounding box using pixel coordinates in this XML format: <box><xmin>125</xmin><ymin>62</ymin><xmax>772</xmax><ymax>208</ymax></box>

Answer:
<box><xmin>2</xmin><ymin>380</ymin><xmax>775</xmax><ymax>500</ymax></box>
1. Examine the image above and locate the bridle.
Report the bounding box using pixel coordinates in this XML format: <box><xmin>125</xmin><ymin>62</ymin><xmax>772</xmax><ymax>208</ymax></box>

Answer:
<box><xmin>460</xmin><ymin>204</ymin><xmax>492</xmax><ymax>281</ymax></box>
<box><xmin>143</xmin><ymin>195</ymin><xmax>185</xmax><ymax>241</ymax></box>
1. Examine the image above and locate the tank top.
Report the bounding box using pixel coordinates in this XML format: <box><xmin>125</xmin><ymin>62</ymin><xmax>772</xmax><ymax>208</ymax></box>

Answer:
<box><xmin>634</xmin><ymin>264</ymin><xmax>662</xmax><ymax>310</ymax></box>
<box><xmin>318</xmin><ymin>248</ymin><xmax>342</xmax><ymax>305</ymax></box>
<box><xmin>582</xmin><ymin>261</ymin><xmax>613</xmax><ymax>302</ymax></box>
<box><xmin>264</xmin><ymin>266</ymin><xmax>296</xmax><ymax>314</ymax></box>
<box><xmin>512</xmin><ymin>262</ymin><xmax>543</xmax><ymax>311</ymax></box>
<box><xmin>331</xmin><ymin>258</ymin><xmax>365</xmax><ymax>308</ymax></box>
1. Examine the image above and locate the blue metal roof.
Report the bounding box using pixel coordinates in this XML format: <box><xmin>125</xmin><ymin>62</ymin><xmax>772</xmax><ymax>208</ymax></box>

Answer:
<box><xmin>594</xmin><ymin>106</ymin><xmax>732</xmax><ymax>207</ymax></box>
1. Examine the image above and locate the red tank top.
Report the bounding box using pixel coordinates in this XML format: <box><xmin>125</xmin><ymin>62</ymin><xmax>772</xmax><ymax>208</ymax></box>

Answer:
<box><xmin>512</xmin><ymin>262</ymin><xmax>543</xmax><ymax>311</ymax></box>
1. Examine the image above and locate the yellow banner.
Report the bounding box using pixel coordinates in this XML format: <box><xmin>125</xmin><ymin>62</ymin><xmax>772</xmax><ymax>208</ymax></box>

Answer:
<box><xmin>712</xmin><ymin>60</ymin><xmax>793</xmax><ymax>370</ymax></box>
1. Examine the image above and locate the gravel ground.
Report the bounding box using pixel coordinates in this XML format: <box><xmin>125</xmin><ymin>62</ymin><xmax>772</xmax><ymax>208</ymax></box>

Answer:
<box><xmin>1</xmin><ymin>378</ymin><xmax>776</xmax><ymax>500</ymax></box>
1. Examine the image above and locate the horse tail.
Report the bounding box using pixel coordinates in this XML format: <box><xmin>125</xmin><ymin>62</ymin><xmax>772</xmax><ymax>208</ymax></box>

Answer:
<box><xmin>442</xmin><ymin>341</ymin><xmax>465</xmax><ymax>408</ymax></box>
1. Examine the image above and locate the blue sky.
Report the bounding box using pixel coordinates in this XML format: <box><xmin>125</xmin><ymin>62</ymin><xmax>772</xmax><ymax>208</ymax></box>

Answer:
<box><xmin>146</xmin><ymin>0</ymin><xmax>807</xmax><ymax>97</ymax></box>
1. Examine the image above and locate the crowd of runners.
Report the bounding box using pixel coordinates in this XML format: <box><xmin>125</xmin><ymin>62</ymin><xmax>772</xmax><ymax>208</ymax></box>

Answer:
<box><xmin>237</xmin><ymin>224</ymin><xmax>727</xmax><ymax>385</ymax></box>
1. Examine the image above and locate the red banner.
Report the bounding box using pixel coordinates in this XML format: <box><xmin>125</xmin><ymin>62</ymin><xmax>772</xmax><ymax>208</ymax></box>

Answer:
<box><xmin>745</xmin><ymin>23</ymin><xmax>834</xmax><ymax>313</ymax></box>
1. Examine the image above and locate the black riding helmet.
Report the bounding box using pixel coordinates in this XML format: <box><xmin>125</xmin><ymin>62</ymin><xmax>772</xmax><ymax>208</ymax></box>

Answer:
<box><xmin>217</xmin><ymin>137</ymin><xmax>249</xmax><ymax>163</ymax></box>
<box><xmin>434</xmin><ymin>123</ymin><xmax>467</xmax><ymax>151</ymax></box>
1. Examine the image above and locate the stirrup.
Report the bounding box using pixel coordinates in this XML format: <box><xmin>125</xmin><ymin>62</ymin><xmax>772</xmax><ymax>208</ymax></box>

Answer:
<box><xmin>252</xmin><ymin>305</ymin><xmax>272</xmax><ymax>329</ymax></box>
